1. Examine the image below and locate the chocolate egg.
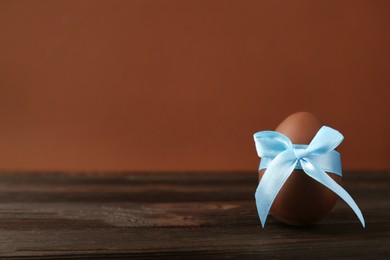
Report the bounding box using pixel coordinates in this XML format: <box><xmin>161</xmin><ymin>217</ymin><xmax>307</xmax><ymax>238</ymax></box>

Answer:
<box><xmin>258</xmin><ymin>112</ymin><xmax>342</xmax><ymax>225</ymax></box>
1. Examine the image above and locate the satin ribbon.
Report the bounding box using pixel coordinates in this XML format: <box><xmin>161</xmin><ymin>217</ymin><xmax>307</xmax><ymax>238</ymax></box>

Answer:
<box><xmin>253</xmin><ymin>126</ymin><xmax>365</xmax><ymax>228</ymax></box>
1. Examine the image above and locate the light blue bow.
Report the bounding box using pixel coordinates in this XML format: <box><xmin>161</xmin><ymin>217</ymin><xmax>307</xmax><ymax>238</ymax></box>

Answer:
<box><xmin>253</xmin><ymin>126</ymin><xmax>365</xmax><ymax>228</ymax></box>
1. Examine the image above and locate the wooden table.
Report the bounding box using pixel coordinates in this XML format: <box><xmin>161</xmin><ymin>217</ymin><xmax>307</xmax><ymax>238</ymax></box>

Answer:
<box><xmin>0</xmin><ymin>171</ymin><xmax>388</xmax><ymax>259</ymax></box>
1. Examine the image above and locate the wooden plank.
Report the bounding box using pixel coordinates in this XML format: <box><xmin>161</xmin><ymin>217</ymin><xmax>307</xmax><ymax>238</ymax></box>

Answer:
<box><xmin>0</xmin><ymin>171</ymin><xmax>388</xmax><ymax>258</ymax></box>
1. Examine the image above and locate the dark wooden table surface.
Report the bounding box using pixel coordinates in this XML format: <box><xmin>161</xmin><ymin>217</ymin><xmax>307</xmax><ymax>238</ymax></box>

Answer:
<box><xmin>0</xmin><ymin>171</ymin><xmax>388</xmax><ymax>259</ymax></box>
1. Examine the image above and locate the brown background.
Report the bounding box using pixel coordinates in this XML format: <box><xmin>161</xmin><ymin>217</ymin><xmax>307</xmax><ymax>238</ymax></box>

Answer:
<box><xmin>0</xmin><ymin>0</ymin><xmax>388</xmax><ymax>172</ymax></box>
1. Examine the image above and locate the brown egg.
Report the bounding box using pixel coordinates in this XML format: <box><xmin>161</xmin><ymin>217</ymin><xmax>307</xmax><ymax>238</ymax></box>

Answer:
<box><xmin>258</xmin><ymin>112</ymin><xmax>341</xmax><ymax>225</ymax></box>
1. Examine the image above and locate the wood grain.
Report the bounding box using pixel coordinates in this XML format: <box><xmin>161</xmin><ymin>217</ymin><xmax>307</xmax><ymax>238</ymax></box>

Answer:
<box><xmin>0</xmin><ymin>171</ymin><xmax>388</xmax><ymax>259</ymax></box>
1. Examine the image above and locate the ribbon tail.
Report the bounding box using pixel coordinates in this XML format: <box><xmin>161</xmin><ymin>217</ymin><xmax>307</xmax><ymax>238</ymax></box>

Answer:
<box><xmin>301</xmin><ymin>158</ymin><xmax>365</xmax><ymax>228</ymax></box>
<box><xmin>255</xmin><ymin>150</ymin><xmax>297</xmax><ymax>227</ymax></box>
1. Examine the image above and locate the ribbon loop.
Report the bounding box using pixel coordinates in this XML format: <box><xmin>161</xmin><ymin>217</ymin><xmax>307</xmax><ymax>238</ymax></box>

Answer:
<box><xmin>306</xmin><ymin>126</ymin><xmax>344</xmax><ymax>155</ymax></box>
<box><xmin>253</xmin><ymin>126</ymin><xmax>365</xmax><ymax>228</ymax></box>
<box><xmin>254</xmin><ymin>131</ymin><xmax>293</xmax><ymax>158</ymax></box>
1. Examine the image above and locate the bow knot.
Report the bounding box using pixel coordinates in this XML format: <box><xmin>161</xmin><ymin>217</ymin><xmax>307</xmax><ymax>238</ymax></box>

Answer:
<box><xmin>253</xmin><ymin>126</ymin><xmax>365</xmax><ymax>228</ymax></box>
<box><xmin>293</xmin><ymin>148</ymin><xmax>309</xmax><ymax>160</ymax></box>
